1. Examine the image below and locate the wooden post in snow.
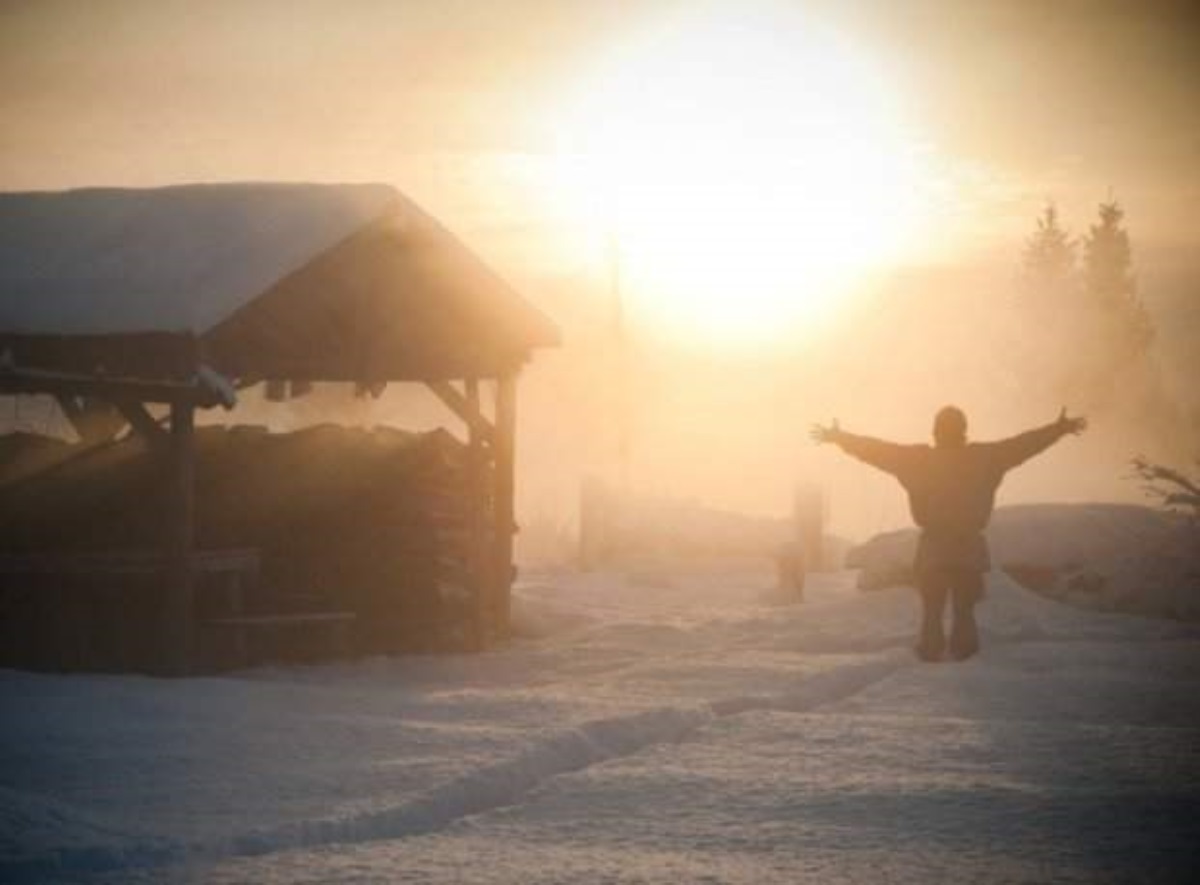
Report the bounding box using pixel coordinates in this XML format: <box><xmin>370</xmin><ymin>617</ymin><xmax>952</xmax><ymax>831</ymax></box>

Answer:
<box><xmin>464</xmin><ymin>378</ymin><xmax>489</xmax><ymax>649</ymax></box>
<box><xmin>492</xmin><ymin>372</ymin><xmax>518</xmax><ymax>636</ymax></box>
<box><xmin>793</xmin><ymin>483</ymin><xmax>825</xmax><ymax>573</ymax></box>
<box><xmin>164</xmin><ymin>398</ymin><xmax>196</xmax><ymax>675</ymax></box>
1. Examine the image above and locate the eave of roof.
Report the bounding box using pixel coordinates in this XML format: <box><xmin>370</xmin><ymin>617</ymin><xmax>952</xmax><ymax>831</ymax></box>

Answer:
<box><xmin>0</xmin><ymin>182</ymin><xmax>560</xmax><ymax>386</ymax></box>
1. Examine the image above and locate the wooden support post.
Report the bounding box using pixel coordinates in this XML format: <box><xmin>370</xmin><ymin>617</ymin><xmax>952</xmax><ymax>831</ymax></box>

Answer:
<box><xmin>464</xmin><ymin>378</ymin><xmax>490</xmax><ymax>649</ymax></box>
<box><xmin>492</xmin><ymin>372</ymin><xmax>518</xmax><ymax>636</ymax></box>
<box><xmin>793</xmin><ymin>483</ymin><xmax>825</xmax><ymax>573</ymax></box>
<box><xmin>114</xmin><ymin>398</ymin><xmax>168</xmax><ymax>449</ymax></box>
<box><xmin>163</xmin><ymin>399</ymin><xmax>196</xmax><ymax>675</ymax></box>
<box><xmin>578</xmin><ymin>475</ymin><xmax>607</xmax><ymax>571</ymax></box>
<box><xmin>427</xmin><ymin>380</ymin><xmax>496</xmax><ymax>446</ymax></box>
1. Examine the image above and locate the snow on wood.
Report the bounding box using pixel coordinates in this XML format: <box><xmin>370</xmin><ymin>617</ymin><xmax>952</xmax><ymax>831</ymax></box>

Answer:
<box><xmin>0</xmin><ymin>183</ymin><xmax>397</xmax><ymax>335</ymax></box>
<box><xmin>1</xmin><ymin>182</ymin><xmax>558</xmax><ymax>384</ymax></box>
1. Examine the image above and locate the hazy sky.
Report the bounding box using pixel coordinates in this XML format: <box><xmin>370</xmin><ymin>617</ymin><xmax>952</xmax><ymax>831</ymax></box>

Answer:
<box><xmin>3</xmin><ymin>0</ymin><xmax>1198</xmax><ymax>275</ymax></box>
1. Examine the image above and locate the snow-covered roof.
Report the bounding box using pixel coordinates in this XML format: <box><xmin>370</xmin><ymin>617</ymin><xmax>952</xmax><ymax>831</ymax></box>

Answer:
<box><xmin>0</xmin><ymin>183</ymin><xmax>397</xmax><ymax>335</ymax></box>
<box><xmin>0</xmin><ymin>183</ymin><xmax>558</xmax><ymax>383</ymax></box>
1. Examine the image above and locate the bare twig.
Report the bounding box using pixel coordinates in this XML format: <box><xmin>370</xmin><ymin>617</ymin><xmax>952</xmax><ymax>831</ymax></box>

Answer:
<box><xmin>1131</xmin><ymin>455</ymin><xmax>1200</xmax><ymax>520</ymax></box>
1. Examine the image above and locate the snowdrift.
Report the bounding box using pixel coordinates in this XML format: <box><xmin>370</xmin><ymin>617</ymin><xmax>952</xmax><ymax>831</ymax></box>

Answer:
<box><xmin>847</xmin><ymin>503</ymin><xmax>1199</xmax><ymax>619</ymax></box>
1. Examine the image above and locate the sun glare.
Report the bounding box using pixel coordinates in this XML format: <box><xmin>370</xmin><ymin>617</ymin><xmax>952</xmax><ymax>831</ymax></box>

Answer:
<box><xmin>552</xmin><ymin>7</ymin><xmax>931</xmax><ymax>345</ymax></box>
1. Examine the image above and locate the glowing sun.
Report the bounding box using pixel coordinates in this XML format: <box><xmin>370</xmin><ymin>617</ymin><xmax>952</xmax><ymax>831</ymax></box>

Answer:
<box><xmin>552</xmin><ymin>6</ymin><xmax>931</xmax><ymax>345</ymax></box>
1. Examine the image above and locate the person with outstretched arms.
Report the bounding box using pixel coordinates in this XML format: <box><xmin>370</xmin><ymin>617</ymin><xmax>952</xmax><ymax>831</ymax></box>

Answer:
<box><xmin>811</xmin><ymin>406</ymin><xmax>1087</xmax><ymax>661</ymax></box>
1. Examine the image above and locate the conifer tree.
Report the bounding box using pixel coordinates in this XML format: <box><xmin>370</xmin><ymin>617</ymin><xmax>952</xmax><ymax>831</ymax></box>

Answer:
<box><xmin>1022</xmin><ymin>202</ymin><xmax>1075</xmax><ymax>292</ymax></box>
<box><xmin>1083</xmin><ymin>200</ymin><xmax>1153</xmax><ymax>356</ymax></box>
<box><xmin>1013</xmin><ymin>202</ymin><xmax>1080</xmax><ymax>408</ymax></box>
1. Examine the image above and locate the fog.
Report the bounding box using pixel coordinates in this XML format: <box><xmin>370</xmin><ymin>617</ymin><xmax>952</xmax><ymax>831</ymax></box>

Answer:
<box><xmin>509</xmin><ymin>247</ymin><xmax>1198</xmax><ymax>544</ymax></box>
<box><xmin>183</xmin><ymin>225</ymin><xmax>1196</xmax><ymax>556</ymax></box>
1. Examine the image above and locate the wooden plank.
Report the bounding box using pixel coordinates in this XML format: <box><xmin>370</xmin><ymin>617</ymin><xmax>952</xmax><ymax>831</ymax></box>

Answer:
<box><xmin>0</xmin><ymin>552</ymin><xmax>159</xmax><ymax>576</ymax></box>
<box><xmin>427</xmin><ymin>379</ymin><xmax>496</xmax><ymax>446</ymax></box>
<box><xmin>465</xmin><ymin>378</ymin><xmax>490</xmax><ymax>649</ymax></box>
<box><xmin>206</xmin><ymin>613</ymin><xmax>355</xmax><ymax>626</ymax></box>
<box><xmin>434</xmin><ymin>554</ymin><xmax>474</xmax><ymax>585</ymax></box>
<box><xmin>0</xmin><ymin>365</ymin><xmax>221</xmax><ymax>407</ymax></box>
<box><xmin>0</xmin><ymin>548</ymin><xmax>259</xmax><ymax>579</ymax></box>
<box><xmin>492</xmin><ymin>372</ymin><xmax>518</xmax><ymax>636</ymax></box>
<box><xmin>113</xmin><ymin>398</ymin><xmax>168</xmax><ymax>448</ymax></box>
<box><xmin>793</xmin><ymin>484</ymin><xmax>825</xmax><ymax>572</ymax></box>
<box><xmin>163</xmin><ymin>400</ymin><xmax>196</xmax><ymax>676</ymax></box>
<box><xmin>191</xmin><ymin>548</ymin><xmax>262</xmax><ymax>574</ymax></box>
<box><xmin>204</xmin><ymin>612</ymin><xmax>355</xmax><ymax>669</ymax></box>
<box><xmin>435</xmin><ymin>578</ymin><xmax>473</xmax><ymax>605</ymax></box>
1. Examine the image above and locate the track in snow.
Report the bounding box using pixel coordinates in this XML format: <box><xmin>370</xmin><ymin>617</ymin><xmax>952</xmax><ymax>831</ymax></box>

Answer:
<box><xmin>1</xmin><ymin>654</ymin><xmax>906</xmax><ymax>882</ymax></box>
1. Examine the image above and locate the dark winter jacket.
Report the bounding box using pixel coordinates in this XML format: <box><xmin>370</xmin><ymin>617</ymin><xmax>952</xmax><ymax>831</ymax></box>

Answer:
<box><xmin>835</xmin><ymin>422</ymin><xmax>1068</xmax><ymax>573</ymax></box>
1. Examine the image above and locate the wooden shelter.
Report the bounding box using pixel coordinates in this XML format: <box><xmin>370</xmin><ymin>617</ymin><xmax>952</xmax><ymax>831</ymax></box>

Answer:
<box><xmin>0</xmin><ymin>182</ymin><xmax>559</xmax><ymax>674</ymax></box>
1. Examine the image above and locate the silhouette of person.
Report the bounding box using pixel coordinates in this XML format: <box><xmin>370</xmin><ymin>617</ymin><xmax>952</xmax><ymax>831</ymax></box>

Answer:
<box><xmin>811</xmin><ymin>406</ymin><xmax>1087</xmax><ymax>661</ymax></box>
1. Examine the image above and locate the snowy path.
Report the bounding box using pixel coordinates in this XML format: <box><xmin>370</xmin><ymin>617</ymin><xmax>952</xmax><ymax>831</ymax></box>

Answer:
<box><xmin>2</xmin><ymin>570</ymin><xmax>1199</xmax><ymax>883</ymax></box>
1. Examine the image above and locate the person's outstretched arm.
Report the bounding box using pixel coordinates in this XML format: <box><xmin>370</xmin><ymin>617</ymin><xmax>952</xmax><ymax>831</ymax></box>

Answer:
<box><xmin>811</xmin><ymin>419</ymin><xmax>913</xmax><ymax>477</ymax></box>
<box><xmin>988</xmin><ymin>407</ymin><xmax>1087</xmax><ymax>471</ymax></box>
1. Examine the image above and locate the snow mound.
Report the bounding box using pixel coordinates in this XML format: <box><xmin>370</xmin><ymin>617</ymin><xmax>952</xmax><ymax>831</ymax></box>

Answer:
<box><xmin>848</xmin><ymin>503</ymin><xmax>1199</xmax><ymax>620</ymax></box>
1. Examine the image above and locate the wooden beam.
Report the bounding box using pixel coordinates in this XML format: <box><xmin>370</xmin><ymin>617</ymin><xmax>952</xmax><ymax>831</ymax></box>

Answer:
<box><xmin>426</xmin><ymin>380</ymin><xmax>496</xmax><ymax>446</ymax></box>
<box><xmin>464</xmin><ymin>378</ymin><xmax>490</xmax><ymax>650</ymax></box>
<box><xmin>2</xmin><ymin>366</ymin><xmax>221</xmax><ymax>407</ymax></box>
<box><xmin>793</xmin><ymin>484</ymin><xmax>825</xmax><ymax>572</ymax></box>
<box><xmin>163</xmin><ymin>400</ymin><xmax>196</xmax><ymax>676</ymax></box>
<box><xmin>113</xmin><ymin>398</ymin><xmax>168</xmax><ymax>448</ymax></box>
<box><xmin>491</xmin><ymin>372</ymin><xmax>519</xmax><ymax>636</ymax></box>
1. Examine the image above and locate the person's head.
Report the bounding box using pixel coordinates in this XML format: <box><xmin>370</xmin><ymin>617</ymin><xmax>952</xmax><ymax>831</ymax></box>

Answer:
<box><xmin>933</xmin><ymin>405</ymin><xmax>967</xmax><ymax>447</ymax></box>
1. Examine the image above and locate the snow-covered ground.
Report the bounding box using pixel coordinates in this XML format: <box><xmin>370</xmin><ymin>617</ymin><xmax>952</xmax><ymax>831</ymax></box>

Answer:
<box><xmin>3</xmin><ymin>568</ymin><xmax>1199</xmax><ymax>883</ymax></box>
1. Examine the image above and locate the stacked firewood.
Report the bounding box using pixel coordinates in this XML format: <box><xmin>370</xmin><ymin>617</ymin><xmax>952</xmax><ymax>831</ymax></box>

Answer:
<box><xmin>0</xmin><ymin>424</ymin><xmax>483</xmax><ymax>669</ymax></box>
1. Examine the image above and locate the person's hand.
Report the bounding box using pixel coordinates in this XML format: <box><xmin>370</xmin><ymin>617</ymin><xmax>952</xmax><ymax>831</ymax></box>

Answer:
<box><xmin>811</xmin><ymin>419</ymin><xmax>842</xmax><ymax>445</ymax></box>
<box><xmin>1055</xmin><ymin>407</ymin><xmax>1087</xmax><ymax>436</ymax></box>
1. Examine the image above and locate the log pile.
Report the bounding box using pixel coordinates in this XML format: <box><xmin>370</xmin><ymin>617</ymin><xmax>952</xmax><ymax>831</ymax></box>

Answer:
<box><xmin>0</xmin><ymin>424</ymin><xmax>484</xmax><ymax>671</ymax></box>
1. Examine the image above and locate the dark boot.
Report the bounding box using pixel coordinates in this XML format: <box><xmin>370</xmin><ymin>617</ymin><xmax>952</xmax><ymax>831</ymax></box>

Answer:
<box><xmin>915</xmin><ymin>582</ymin><xmax>948</xmax><ymax>662</ymax></box>
<box><xmin>948</xmin><ymin>578</ymin><xmax>981</xmax><ymax>661</ymax></box>
<box><xmin>948</xmin><ymin>620</ymin><xmax>979</xmax><ymax>661</ymax></box>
